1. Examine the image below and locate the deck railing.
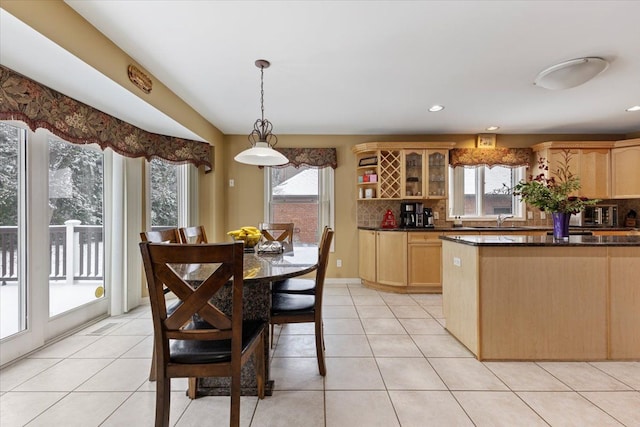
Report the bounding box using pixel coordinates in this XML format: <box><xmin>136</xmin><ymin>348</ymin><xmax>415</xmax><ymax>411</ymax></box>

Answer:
<box><xmin>0</xmin><ymin>222</ymin><xmax>104</xmax><ymax>284</ymax></box>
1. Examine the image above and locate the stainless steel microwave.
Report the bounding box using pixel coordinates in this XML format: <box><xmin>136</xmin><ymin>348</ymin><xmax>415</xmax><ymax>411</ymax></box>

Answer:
<box><xmin>570</xmin><ymin>204</ymin><xmax>618</xmax><ymax>227</ymax></box>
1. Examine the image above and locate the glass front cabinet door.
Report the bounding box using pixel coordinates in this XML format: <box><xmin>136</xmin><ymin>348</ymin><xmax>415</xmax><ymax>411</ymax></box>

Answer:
<box><xmin>427</xmin><ymin>150</ymin><xmax>447</xmax><ymax>198</ymax></box>
<box><xmin>402</xmin><ymin>150</ymin><xmax>425</xmax><ymax>198</ymax></box>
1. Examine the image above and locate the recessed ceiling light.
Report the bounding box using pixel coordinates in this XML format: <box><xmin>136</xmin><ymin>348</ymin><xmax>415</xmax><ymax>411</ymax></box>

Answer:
<box><xmin>486</xmin><ymin>126</ymin><xmax>500</xmax><ymax>131</ymax></box>
<box><xmin>428</xmin><ymin>105</ymin><xmax>444</xmax><ymax>112</ymax></box>
<box><xmin>626</xmin><ymin>105</ymin><xmax>640</xmax><ymax>112</ymax></box>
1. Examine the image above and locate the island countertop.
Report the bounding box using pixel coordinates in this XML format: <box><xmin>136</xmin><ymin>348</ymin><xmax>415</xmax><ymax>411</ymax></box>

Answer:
<box><xmin>440</xmin><ymin>234</ymin><xmax>640</xmax><ymax>247</ymax></box>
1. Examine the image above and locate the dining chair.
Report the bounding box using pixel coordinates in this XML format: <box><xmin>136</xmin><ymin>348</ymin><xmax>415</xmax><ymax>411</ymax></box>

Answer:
<box><xmin>140</xmin><ymin>241</ymin><xmax>266</xmax><ymax>427</ymax></box>
<box><xmin>140</xmin><ymin>228</ymin><xmax>181</xmax><ymax>244</ymax></box>
<box><xmin>271</xmin><ymin>226</ymin><xmax>330</xmax><ymax>295</ymax></box>
<box><xmin>179</xmin><ymin>225</ymin><xmax>208</xmax><ymax>244</ymax></box>
<box><xmin>259</xmin><ymin>222</ymin><xmax>294</xmax><ymax>244</ymax></box>
<box><xmin>140</xmin><ymin>228</ymin><xmax>184</xmax><ymax>384</ymax></box>
<box><xmin>270</xmin><ymin>228</ymin><xmax>334</xmax><ymax>376</ymax></box>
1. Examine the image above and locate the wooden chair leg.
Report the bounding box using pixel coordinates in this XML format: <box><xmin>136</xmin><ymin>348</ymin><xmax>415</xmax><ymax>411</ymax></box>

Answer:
<box><xmin>156</xmin><ymin>377</ymin><xmax>171</xmax><ymax>427</ymax></box>
<box><xmin>149</xmin><ymin>349</ymin><xmax>156</xmax><ymax>381</ymax></box>
<box><xmin>187</xmin><ymin>377</ymin><xmax>198</xmax><ymax>399</ymax></box>
<box><xmin>255</xmin><ymin>332</ymin><xmax>266</xmax><ymax>399</ymax></box>
<box><xmin>230</xmin><ymin>367</ymin><xmax>241</xmax><ymax>427</ymax></box>
<box><xmin>270</xmin><ymin>323</ymin><xmax>275</xmax><ymax>349</ymax></box>
<box><xmin>315</xmin><ymin>320</ymin><xmax>326</xmax><ymax>376</ymax></box>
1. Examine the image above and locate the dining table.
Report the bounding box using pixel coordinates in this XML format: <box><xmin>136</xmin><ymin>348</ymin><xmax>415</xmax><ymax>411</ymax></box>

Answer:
<box><xmin>172</xmin><ymin>242</ymin><xmax>319</xmax><ymax>396</ymax></box>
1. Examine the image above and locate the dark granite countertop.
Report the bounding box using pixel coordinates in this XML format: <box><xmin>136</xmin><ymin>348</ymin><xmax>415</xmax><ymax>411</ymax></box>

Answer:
<box><xmin>439</xmin><ymin>234</ymin><xmax>640</xmax><ymax>247</ymax></box>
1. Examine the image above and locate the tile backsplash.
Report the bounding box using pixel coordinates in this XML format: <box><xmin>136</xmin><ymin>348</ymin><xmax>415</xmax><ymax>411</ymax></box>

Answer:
<box><xmin>357</xmin><ymin>198</ymin><xmax>640</xmax><ymax>228</ymax></box>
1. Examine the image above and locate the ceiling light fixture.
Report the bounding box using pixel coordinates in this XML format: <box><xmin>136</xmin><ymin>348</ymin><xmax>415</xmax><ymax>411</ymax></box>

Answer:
<box><xmin>533</xmin><ymin>57</ymin><xmax>609</xmax><ymax>90</ymax></box>
<box><xmin>428</xmin><ymin>105</ymin><xmax>444</xmax><ymax>112</ymax></box>
<box><xmin>234</xmin><ymin>59</ymin><xmax>288</xmax><ymax>166</ymax></box>
<box><xmin>626</xmin><ymin>105</ymin><xmax>640</xmax><ymax>112</ymax></box>
<box><xmin>486</xmin><ymin>126</ymin><xmax>500</xmax><ymax>131</ymax></box>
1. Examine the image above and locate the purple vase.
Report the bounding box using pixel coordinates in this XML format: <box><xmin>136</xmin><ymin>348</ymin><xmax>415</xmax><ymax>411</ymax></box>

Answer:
<box><xmin>552</xmin><ymin>212</ymin><xmax>570</xmax><ymax>239</ymax></box>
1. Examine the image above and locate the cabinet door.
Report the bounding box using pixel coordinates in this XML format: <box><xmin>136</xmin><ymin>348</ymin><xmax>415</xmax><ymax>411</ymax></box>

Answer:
<box><xmin>376</xmin><ymin>231</ymin><xmax>407</xmax><ymax>287</ymax></box>
<box><xmin>402</xmin><ymin>150</ymin><xmax>425</xmax><ymax>198</ymax></box>
<box><xmin>408</xmin><ymin>232</ymin><xmax>442</xmax><ymax>291</ymax></box>
<box><xmin>358</xmin><ymin>230</ymin><xmax>377</xmax><ymax>282</ymax></box>
<box><xmin>546</xmin><ymin>149</ymin><xmax>580</xmax><ymax>196</ymax></box>
<box><xmin>426</xmin><ymin>150</ymin><xmax>448</xmax><ymax>198</ymax></box>
<box><xmin>579</xmin><ymin>149</ymin><xmax>610</xmax><ymax>199</ymax></box>
<box><xmin>611</xmin><ymin>145</ymin><xmax>640</xmax><ymax>198</ymax></box>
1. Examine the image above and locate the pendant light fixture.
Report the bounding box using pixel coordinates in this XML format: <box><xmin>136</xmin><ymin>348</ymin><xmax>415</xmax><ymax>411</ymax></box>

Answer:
<box><xmin>234</xmin><ymin>59</ymin><xmax>288</xmax><ymax>166</ymax></box>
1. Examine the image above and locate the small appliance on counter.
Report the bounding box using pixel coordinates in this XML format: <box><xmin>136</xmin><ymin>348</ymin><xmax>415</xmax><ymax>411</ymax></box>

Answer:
<box><xmin>400</xmin><ymin>202</ymin><xmax>421</xmax><ymax>227</ymax></box>
<box><xmin>400</xmin><ymin>202</ymin><xmax>434</xmax><ymax>228</ymax></box>
<box><xmin>570</xmin><ymin>204</ymin><xmax>618</xmax><ymax>227</ymax></box>
<box><xmin>423</xmin><ymin>208</ymin><xmax>435</xmax><ymax>227</ymax></box>
<box><xmin>626</xmin><ymin>210</ymin><xmax>637</xmax><ymax>228</ymax></box>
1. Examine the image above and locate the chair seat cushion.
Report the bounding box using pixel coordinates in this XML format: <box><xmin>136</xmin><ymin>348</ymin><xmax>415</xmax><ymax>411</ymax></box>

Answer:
<box><xmin>169</xmin><ymin>320</ymin><xmax>265</xmax><ymax>364</ymax></box>
<box><xmin>272</xmin><ymin>278</ymin><xmax>316</xmax><ymax>294</ymax></box>
<box><xmin>271</xmin><ymin>293</ymin><xmax>315</xmax><ymax>315</ymax></box>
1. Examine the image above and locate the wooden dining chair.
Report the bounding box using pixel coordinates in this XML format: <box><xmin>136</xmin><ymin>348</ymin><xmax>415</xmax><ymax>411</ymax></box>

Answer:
<box><xmin>270</xmin><ymin>228</ymin><xmax>334</xmax><ymax>376</ymax></box>
<box><xmin>140</xmin><ymin>228</ymin><xmax>183</xmax><ymax>383</ymax></box>
<box><xmin>271</xmin><ymin>226</ymin><xmax>330</xmax><ymax>295</ymax></box>
<box><xmin>259</xmin><ymin>222</ymin><xmax>294</xmax><ymax>244</ymax></box>
<box><xmin>140</xmin><ymin>241</ymin><xmax>266</xmax><ymax>427</ymax></box>
<box><xmin>140</xmin><ymin>228</ymin><xmax>181</xmax><ymax>244</ymax></box>
<box><xmin>179</xmin><ymin>225</ymin><xmax>208</xmax><ymax>244</ymax></box>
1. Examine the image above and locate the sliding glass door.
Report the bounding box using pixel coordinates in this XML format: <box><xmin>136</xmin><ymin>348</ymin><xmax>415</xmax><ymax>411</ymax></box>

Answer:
<box><xmin>0</xmin><ymin>123</ymin><xmax>108</xmax><ymax>366</ymax></box>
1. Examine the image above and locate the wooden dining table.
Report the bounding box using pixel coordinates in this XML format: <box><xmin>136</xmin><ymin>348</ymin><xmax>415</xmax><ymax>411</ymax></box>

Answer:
<box><xmin>172</xmin><ymin>243</ymin><xmax>319</xmax><ymax>396</ymax></box>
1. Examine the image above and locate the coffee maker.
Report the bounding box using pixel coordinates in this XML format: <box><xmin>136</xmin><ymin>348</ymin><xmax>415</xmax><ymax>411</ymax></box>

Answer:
<box><xmin>400</xmin><ymin>202</ymin><xmax>424</xmax><ymax>227</ymax></box>
<box><xmin>423</xmin><ymin>207</ymin><xmax>434</xmax><ymax>228</ymax></box>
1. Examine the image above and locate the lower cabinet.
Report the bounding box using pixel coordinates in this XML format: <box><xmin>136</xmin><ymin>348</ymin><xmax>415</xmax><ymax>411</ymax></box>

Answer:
<box><xmin>408</xmin><ymin>232</ymin><xmax>442</xmax><ymax>292</ymax></box>
<box><xmin>376</xmin><ymin>231</ymin><xmax>407</xmax><ymax>287</ymax></box>
<box><xmin>358</xmin><ymin>230</ymin><xmax>377</xmax><ymax>282</ymax></box>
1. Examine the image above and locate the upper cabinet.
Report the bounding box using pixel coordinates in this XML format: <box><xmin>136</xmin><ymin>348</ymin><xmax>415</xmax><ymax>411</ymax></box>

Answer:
<box><xmin>353</xmin><ymin>142</ymin><xmax>455</xmax><ymax>200</ymax></box>
<box><xmin>531</xmin><ymin>141</ymin><xmax>615</xmax><ymax>199</ymax></box>
<box><xmin>611</xmin><ymin>138</ymin><xmax>640</xmax><ymax>199</ymax></box>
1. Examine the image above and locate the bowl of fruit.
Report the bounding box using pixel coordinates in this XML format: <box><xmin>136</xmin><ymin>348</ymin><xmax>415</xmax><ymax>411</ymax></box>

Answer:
<box><xmin>227</xmin><ymin>226</ymin><xmax>262</xmax><ymax>251</ymax></box>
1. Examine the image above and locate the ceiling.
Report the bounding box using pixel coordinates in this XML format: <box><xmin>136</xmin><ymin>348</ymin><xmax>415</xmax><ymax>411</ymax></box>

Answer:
<box><xmin>3</xmin><ymin>1</ymin><xmax>640</xmax><ymax>140</ymax></box>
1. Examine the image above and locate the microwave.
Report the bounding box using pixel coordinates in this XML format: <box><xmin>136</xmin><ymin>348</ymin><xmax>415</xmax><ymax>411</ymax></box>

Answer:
<box><xmin>570</xmin><ymin>204</ymin><xmax>618</xmax><ymax>227</ymax></box>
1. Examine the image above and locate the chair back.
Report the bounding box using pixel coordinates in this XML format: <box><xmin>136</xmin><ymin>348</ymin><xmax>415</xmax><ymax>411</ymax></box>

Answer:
<box><xmin>259</xmin><ymin>222</ymin><xmax>294</xmax><ymax>243</ymax></box>
<box><xmin>313</xmin><ymin>228</ymin><xmax>334</xmax><ymax>310</ymax></box>
<box><xmin>140</xmin><ymin>228</ymin><xmax>181</xmax><ymax>243</ymax></box>
<box><xmin>139</xmin><ymin>242</ymin><xmax>245</xmax><ymax>372</ymax></box>
<box><xmin>179</xmin><ymin>225</ymin><xmax>208</xmax><ymax>244</ymax></box>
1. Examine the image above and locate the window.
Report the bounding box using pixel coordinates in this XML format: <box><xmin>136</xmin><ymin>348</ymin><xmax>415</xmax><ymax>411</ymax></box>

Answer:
<box><xmin>265</xmin><ymin>165</ymin><xmax>334</xmax><ymax>245</ymax></box>
<box><xmin>448</xmin><ymin>165</ymin><xmax>525</xmax><ymax>219</ymax></box>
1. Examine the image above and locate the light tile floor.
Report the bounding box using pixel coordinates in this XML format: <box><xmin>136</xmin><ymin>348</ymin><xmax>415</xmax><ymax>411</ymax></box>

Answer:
<box><xmin>1</xmin><ymin>281</ymin><xmax>639</xmax><ymax>426</ymax></box>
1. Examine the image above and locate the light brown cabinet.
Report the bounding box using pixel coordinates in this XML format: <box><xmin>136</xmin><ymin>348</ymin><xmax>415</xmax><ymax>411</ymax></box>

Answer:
<box><xmin>376</xmin><ymin>231</ymin><xmax>407</xmax><ymax>287</ymax></box>
<box><xmin>353</xmin><ymin>142</ymin><xmax>455</xmax><ymax>200</ymax></box>
<box><xmin>402</xmin><ymin>150</ymin><xmax>449</xmax><ymax>199</ymax></box>
<box><xmin>358</xmin><ymin>230</ymin><xmax>377</xmax><ymax>282</ymax></box>
<box><xmin>407</xmin><ymin>232</ymin><xmax>443</xmax><ymax>292</ymax></box>
<box><xmin>611</xmin><ymin>139</ymin><xmax>640</xmax><ymax>199</ymax></box>
<box><xmin>532</xmin><ymin>141</ymin><xmax>614</xmax><ymax>199</ymax></box>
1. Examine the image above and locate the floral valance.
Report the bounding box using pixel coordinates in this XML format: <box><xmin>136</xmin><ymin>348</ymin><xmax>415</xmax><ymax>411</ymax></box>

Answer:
<box><xmin>271</xmin><ymin>147</ymin><xmax>338</xmax><ymax>169</ymax></box>
<box><xmin>0</xmin><ymin>65</ymin><xmax>212</xmax><ymax>171</ymax></box>
<box><xmin>449</xmin><ymin>148</ymin><xmax>532</xmax><ymax>168</ymax></box>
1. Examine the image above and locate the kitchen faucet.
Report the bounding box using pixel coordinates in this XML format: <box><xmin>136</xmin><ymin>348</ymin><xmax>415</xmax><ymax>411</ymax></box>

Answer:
<box><xmin>497</xmin><ymin>214</ymin><xmax>514</xmax><ymax>227</ymax></box>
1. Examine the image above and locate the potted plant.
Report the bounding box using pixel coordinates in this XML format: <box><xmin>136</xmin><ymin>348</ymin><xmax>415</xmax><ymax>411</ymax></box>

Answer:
<box><xmin>513</xmin><ymin>149</ymin><xmax>600</xmax><ymax>239</ymax></box>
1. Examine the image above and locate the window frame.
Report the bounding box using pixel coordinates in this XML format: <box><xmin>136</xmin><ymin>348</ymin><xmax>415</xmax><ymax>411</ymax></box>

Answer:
<box><xmin>264</xmin><ymin>165</ymin><xmax>335</xmax><ymax>248</ymax></box>
<box><xmin>447</xmin><ymin>164</ymin><xmax>525</xmax><ymax>221</ymax></box>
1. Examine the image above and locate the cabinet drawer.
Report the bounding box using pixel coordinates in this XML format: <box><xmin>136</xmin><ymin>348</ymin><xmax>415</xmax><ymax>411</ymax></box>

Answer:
<box><xmin>408</xmin><ymin>232</ymin><xmax>442</xmax><ymax>243</ymax></box>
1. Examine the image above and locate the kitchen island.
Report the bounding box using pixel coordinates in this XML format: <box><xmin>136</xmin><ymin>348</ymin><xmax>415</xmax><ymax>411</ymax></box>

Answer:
<box><xmin>440</xmin><ymin>234</ymin><xmax>640</xmax><ymax>361</ymax></box>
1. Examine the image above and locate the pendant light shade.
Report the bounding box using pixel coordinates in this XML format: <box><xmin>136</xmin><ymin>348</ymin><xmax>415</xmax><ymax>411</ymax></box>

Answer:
<box><xmin>234</xmin><ymin>59</ymin><xmax>288</xmax><ymax>166</ymax></box>
<box><xmin>534</xmin><ymin>57</ymin><xmax>609</xmax><ymax>90</ymax></box>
